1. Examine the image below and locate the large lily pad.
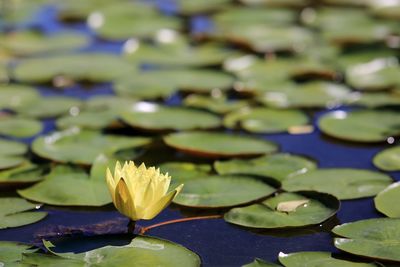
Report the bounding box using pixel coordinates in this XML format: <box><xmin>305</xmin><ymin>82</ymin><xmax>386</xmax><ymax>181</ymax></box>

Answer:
<box><xmin>88</xmin><ymin>3</ymin><xmax>181</xmax><ymax>40</ymax></box>
<box><xmin>224</xmin><ymin>107</ymin><xmax>309</xmax><ymax>133</ymax></box>
<box><xmin>373</xmin><ymin>146</ymin><xmax>400</xmax><ymax>171</ymax></box>
<box><xmin>318</xmin><ymin>110</ymin><xmax>400</xmax><ymax>142</ymax></box>
<box><xmin>215</xmin><ymin>153</ymin><xmax>317</xmax><ymax>183</ymax></box>
<box><xmin>0</xmin><ymin>84</ymin><xmax>40</xmax><ymax>110</ymax></box>
<box><xmin>374</xmin><ymin>182</ymin><xmax>400</xmax><ymax>217</ymax></box>
<box><xmin>20</xmin><ymin>236</ymin><xmax>200</xmax><ymax>266</ymax></box>
<box><xmin>163</xmin><ymin>131</ymin><xmax>278</xmax><ymax>158</ymax></box>
<box><xmin>0</xmin><ymin>241</ymin><xmax>36</xmax><ymax>264</ymax></box>
<box><xmin>15</xmin><ymin>96</ymin><xmax>82</xmax><ymax>118</ymax></box>
<box><xmin>114</xmin><ymin>69</ymin><xmax>234</xmax><ymax>99</ymax></box>
<box><xmin>13</xmin><ymin>53</ymin><xmax>135</xmax><ymax>83</ymax></box>
<box><xmin>0</xmin><ymin>139</ymin><xmax>27</xmax><ymax>170</ymax></box>
<box><xmin>333</xmin><ymin>218</ymin><xmax>400</xmax><ymax>262</ymax></box>
<box><xmin>121</xmin><ymin>103</ymin><xmax>221</xmax><ymax>131</ymax></box>
<box><xmin>0</xmin><ymin>31</ymin><xmax>89</xmax><ymax>56</ymax></box>
<box><xmin>18</xmin><ymin>162</ymin><xmax>112</xmax><ymax>206</ymax></box>
<box><xmin>259</xmin><ymin>82</ymin><xmax>351</xmax><ymax>109</ymax></box>
<box><xmin>173</xmin><ymin>175</ymin><xmax>276</xmax><ymax>208</ymax></box>
<box><xmin>0</xmin><ymin>116</ymin><xmax>42</xmax><ymax>138</ymax></box>
<box><xmin>278</xmin><ymin>251</ymin><xmax>378</xmax><ymax>267</ymax></box>
<box><xmin>56</xmin><ymin>109</ymin><xmax>119</xmax><ymax>130</ymax></box>
<box><xmin>32</xmin><ymin>128</ymin><xmax>151</xmax><ymax>165</ymax></box>
<box><xmin>0</xmin><ymin>163</ymin><xmax>47</xmax><ymax>186</ymax></box>
<box><xmin>0</xmin><ymin>197</ymin><xmax>47</xmax><ymax>229</ymax></box>
<box><xmin>224</xmin><ymin>191</ymin><xmax>339</xmax><ymax>229</ymax></box>
<box><xmin>282</xmin><ymin>168</ymin><xmax>392</xmax><ymax>200</ymax></box>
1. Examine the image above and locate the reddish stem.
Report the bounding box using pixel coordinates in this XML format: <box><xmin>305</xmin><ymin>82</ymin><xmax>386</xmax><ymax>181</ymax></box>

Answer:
<box><xmin>139</xmin><ymin>215</ymin><xmax>222</xmax><ymax>235</ymax></box>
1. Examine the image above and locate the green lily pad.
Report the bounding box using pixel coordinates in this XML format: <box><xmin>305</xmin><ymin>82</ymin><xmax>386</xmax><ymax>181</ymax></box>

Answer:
<box><xmin>239</xmin><ymin>0</ymin><xmax>310</xmax><ymax>7</ymax></box>
<box><xmin>258</xmin><ymin>82</ymin><xmax>351</xmax><ymax>109</ymax></box>
<box><xmin>158</xmin><ymin>162</ymin><xmax>212</xmax><ymax>184</ymax></box>
<box><xmin>373</xmin><ymin>146</ymin><xmax>400</xmax><ymax>171</ymax></box>
<box><xmin>15</xmin><ymin>96</ymin><xmax>82</xmax><ymax>118</ymax></box>
<box><xmin>243</xmin><ymin>258</ymin><xmax>281</xmax><ymax>267</ymax></box>
<box><xmin>13</xmin><ymin>53</ymin><xmax>135</xmax><ymax>83</ymax></box>
<box><xmin>0</xmin><ymin>116</ymin><xmax>42</xmax><ymax>138</ymax></box>
<box><xmin>32</xmin><ymin>128</ymin><xmax>151</xmax><ymax>165</ymax></box>
<box><xmin>374</xmin><ymin>182</ymin><xmax>400</xmax><ymax>217</ymax></box>
<box><xmin>18</xmin><ymin>162</ymin><xmax>112</xmax><ymax>206</ymax></box>
<box><xmin>0</xmin><ymin>163</ymin><xmax>47</xmax><ymax>185</ymax></box>
<box><xmin>0</xmin><ymin>0</ymin><xmax>45</xmax><ymax>25</ymax></box>
<box><xmin>0</xmin><ymin>84</ymin><xmax>40</xmax><ymax>111</ymax></box>
<box><xmin>0</xmin><ymin>31</ymin><xmax>88</xmax><ymax>56</ymax></box>
<box><xmin>164</xmin><ymin>131</ymin><xmax>278</xmax><ymax>158</ymax></box>
<box><xmin>0</xmin><ymin>241</ymin><xmax>36</xmax><ymax>264</ymax></box>
<box><xmin>0</xmin><ymin>63</ymin><xmax>8</xmax><ymax>83</ymax></box>
<box><xmin>20</xmin><ymin>236</ymin><xmax>201</xmax><ymax>266</ymax></box>
<box><xmin>56</xmin><ymin>109</ymin><xmax>119</xmax><ymax>130</ymax></box>
<box><xmin>85</xmin><ymin>95</ymin><xmax>138</xmax><ymax>112</ymax></box>
<box><xmin>0</xmin><ymin>139</ymin><xmax>27</xmax><ymax>169</ymax></box>
<box><xmin>318</xmin><ymin>110</ymin><xmax>400</xmax><ymax>142</ymax></box>
<box><xmin>345</xmin><ymin>58</ymin><xmax>400</xmax><ymax>91</ymax></box>
<box><xmin>114</xmin><ymin>69</ymin><xmax>234</xmax><ymax>99</ymax></box>
<box><xmin>282</xmin><ymin>168</ymin><xmax>392</xmax><ymax>200</ymax></box>
<box><xmin>88</xmin><ymin>3</ymin><xmax>181</xmax><ymax>40</ymax></box>
<box><xmin>175</xmin><ymin>0</ymin><xmax>231</xmax><ymax>14</ymax></box>
<box><xmin>55</xmin><ymin>0</ymin><xmax>124</xmax><ymax>21</ymax></box>
<box><xmin>333</xmin><ymin>218</ymin><xmax>400</xmax><ymax>262</ymax></box>
<box><xmin>121</xmin><ymin>104</ymin><xmax>221</xmax><ymax>131</ymax></box>
<box><xmin>215</xmin><ymin>153</ymin><xmax>317</xmax><ymax>182</ymax></box>
<box><xmin>173</xmin><ymin>175</ymin><xmax>276</xmax><ymax>208</ymax></box>
<box><xmin>278</xmin><ymin>251</ymin><xmax>378</xmax><ymax>267</ymax></box>
<box><xmin>224</xmin><ymin>191</ymin><xmax>339</xmax><ymax>229</ymax></box>
<box><xmin>183</xmin><ymin>94</ymin><xmax>248</xmax><ymax>114</ymax></box>
<box><xmin>224</xmin><ymin>107</ymin><xmax>309</xmax><ymax>133</ymax></box>
<box><xmin>124</xmin><ymin>36</ymin><xmax>236</xmax><ymax>67</ymax></box>
<box><xmin>0</xmin><ymin>197</ymin><xmax>47</xmax><ymax>229</ymax></box>
<box><xmin>348</xmin><ymin>92</ymin><xmax>400</xmax><ymax>108</ymax></box>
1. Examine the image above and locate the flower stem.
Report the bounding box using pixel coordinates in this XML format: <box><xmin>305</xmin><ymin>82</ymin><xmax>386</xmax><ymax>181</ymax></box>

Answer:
<box><xmin>139</xmin><ymin>215</ymin><xmax>222</xmax><ymax>235</ymax></box>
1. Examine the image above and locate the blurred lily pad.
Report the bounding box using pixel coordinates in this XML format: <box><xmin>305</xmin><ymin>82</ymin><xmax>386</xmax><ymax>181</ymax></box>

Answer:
<box><xmin>224</xmin><ymin>107</ymin><xmax>309</xmax><ymax>133</ymax></box>
<box><xmin>0</xmin><ymin>63</ymin><xmax>8</xmax><ymax>82</ymax></box>
<box><xmin>164</xmin><ymin>131</ymin><xmax>278</xmax><ymax>158</ymax></box>
<box><xmin>0</xmin><ymin>163</ymin><xmax>47</xmax><ymax>186</ymax></box>
<box><xmin>278</xmin><ymin>251</ymin><xmax>378</xmax><ymax>267</ymax></box>
<box><xmin>0</xmin><ymin>84</ymin><xmax>40</xmax><ymax>110</ymax></box>
<box><xmin>0</xmin><ymin>139</ymin><xmax>27</xmax><ymax>170</ymax></box>
<box><xmin>85</xmin><ymin>95</ymin><xmax>137</xmax><ymax>111</ymax></box>
<box><xmin>32</xmin><ymin>128</ymin><xmax>151</xmax><ymax>165</ymax></box>
<box><xmin>374</xmin><ymin>182</ymin><xmax>400</xmax><ymax>217</ymax></box>
<box><xmin>0</xmin><ymin>116</ymin><xmax>42</xmax><ymax>138</ymax></box>
<box><xmin>13</xmin><ymin>53</ymin><xmax>135</xmax><ymax>83</ymax></box>
<box><xmin>239</xmin><ymin>0</ymin><xmax>310</xmax><ymax>7</ymax></box>
<box><xmin>0</xmin><ymin>241</ymin><xmax>36</xmax><ymax>265</ymax></box>
<box><xmin>349</xmin><ymin>92</ymin><xmax>400</xmax><ymax>108</ymax></box>
<box><xmin>173</xmin><ymin>175</ymin><xmax>276</xmax><ymax>208</ymax></box>
<box><xmin>224</xmin><ymin>191</ymin><xmax>339</xmax><ymax>229</ymax></box>
<box><xmin>158</xmin><ymin>162</ymin><xmax>212</xmax><ymax>186</ymax></box>
<box><xmin>21</xmin><ymin>236</ymin><xmax>201</xmax><ymax>266</ymax></box>
<box><xmin>373</xmin><ymin>146</ymin><xmax>400</xmax><ymax>171</ymax></box>
<box><xmin>183</xmin><ymin>94</ymin><xmax>248</xmax><ymax>114</ymax></box>
<box><xmin>318</xmin><ymin>110</ymin><xmax>400</xmax><ymax>142</ymax></box>
<box><xmin>175</xmin><ymin>0</ymin><xmax>231</xmax><ymax>14</ymax></box>
<box><xmin>56</xmin><ymin>109</ymin><xmax>120</xmax><ymax>130</ymax></box>
<box><xmin>88</xmin><ymin>3</ymin><xmax>181</xmax><ymax>40</ymax></box>
<box><xmin>55</xmin><ymin>0</ymin><xmax>124</xmax><ymax>21</ymax></box>
<box><xmin>121</xmin><ymin>103</ymin><xmax>221</xmax><ymax>131</ymax></box>
<box><xmin>114</xmin><ymin>69</ymin><xmax>234</xmax><ymax>99</ymax></box>
<box><xmin>258</xmin><ymin>82</ymin><xmax>351</xmax><ymax>109</ymax></box>
<box><xmin>243</xmin><ymin>258</ymin><xmax>281</xmax><ymax>267</ymax></box>
<box><xmin>18</xmin><ymin>163</ymin><xmax>112</xmax><ymax>206</ymax></box>
<box><xmin>215</xmin><ymin>153</ymin><xmax>317</xmax><ymax>182</ymax></box>
<box><xmin>15</xmin><ymin>96</ymin><xmax>82</xmax><ymax>118</ymax></box>
<box><xmin>282</xmin><ymin>168</ymin><xmax>392</xmax><ymax>200</ymax></box>
<box><xmin>333</xmin><ymin>218</ymin><xmax>400</xmax><ymax>262</ymax></box>
<box><xmin>0</xmin><ymin>31</ymin><xmax>88</xmax><ymax>56</ymax></box>
<box><xmin>0</xmin><ymin>197</ymin><xmax>47</xmax><ymax>229</ymax></box>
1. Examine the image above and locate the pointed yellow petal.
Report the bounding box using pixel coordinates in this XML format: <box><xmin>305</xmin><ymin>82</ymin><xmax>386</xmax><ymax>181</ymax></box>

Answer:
<box><xmin>142</xmin><ymin>184</ymin><xmax>184</xmax><ymax>220</ymax></box>
<box><xmin>114</xmin><ymin>178</ymin><xmax>139</xmax><ymax>221</ymax></box>
<box><xmin>106</xmin><ymin>167</ymin><xmax>116</xmax><ymax>203</ymax></box>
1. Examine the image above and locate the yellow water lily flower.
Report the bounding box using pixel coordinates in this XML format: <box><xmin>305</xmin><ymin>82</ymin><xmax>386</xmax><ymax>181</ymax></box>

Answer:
<box><xmin>106</xmin><ymin>161</ymin><xmax>183</xmax><ymax>221</ymax></box>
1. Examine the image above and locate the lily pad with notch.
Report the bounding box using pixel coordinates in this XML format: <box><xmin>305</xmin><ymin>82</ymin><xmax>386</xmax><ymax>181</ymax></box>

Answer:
<box><xmin>0</xmin><ymin>197</ymin><xmax>47</xmax><ymax>229</ymax></box>
<box><xmin>0</xmin><ymin>162</ymin><xmax>48</xmax><ymax>186</ymax></box>
<box><xmin>224</xmin><ymin>191</ymin><xmax>339</xmax><ymax>229</ymax></box>
<box><xmin>121</xmin><ymin>104</ymin><xmax>221</xmax><ymax>131</ymax></box>
<box><xmin>163</xmin><ymin>131</ymin><xmax>278</xmax><ymax>158</ymax></box>
<box><xmin>215</xmin><ymin>153</ymin><xmax>317</xmax><ymax>183</ymax></box>
<box><xmin>173</xmin><ymin>174</ymin><xmax>277</xmax><ymax>208</ymax></box>
<box><xmin>282</xmin><ymin>168</ymin><xmax>392</xmax><ymax>200</ymax></box>
<box><xmin>318</xmin><ymin>109</ymin><xmax>400</xmax><ymax>143</ymax></box>
<box><xmin>333</xmin><ymin>218</ymin><xmax>400</xmax><ymax>262</ymax></box>
<box><xmin>32</xmin><ymin>128</ymin><xmax>151</xmax><ymax>165</ymax></box>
